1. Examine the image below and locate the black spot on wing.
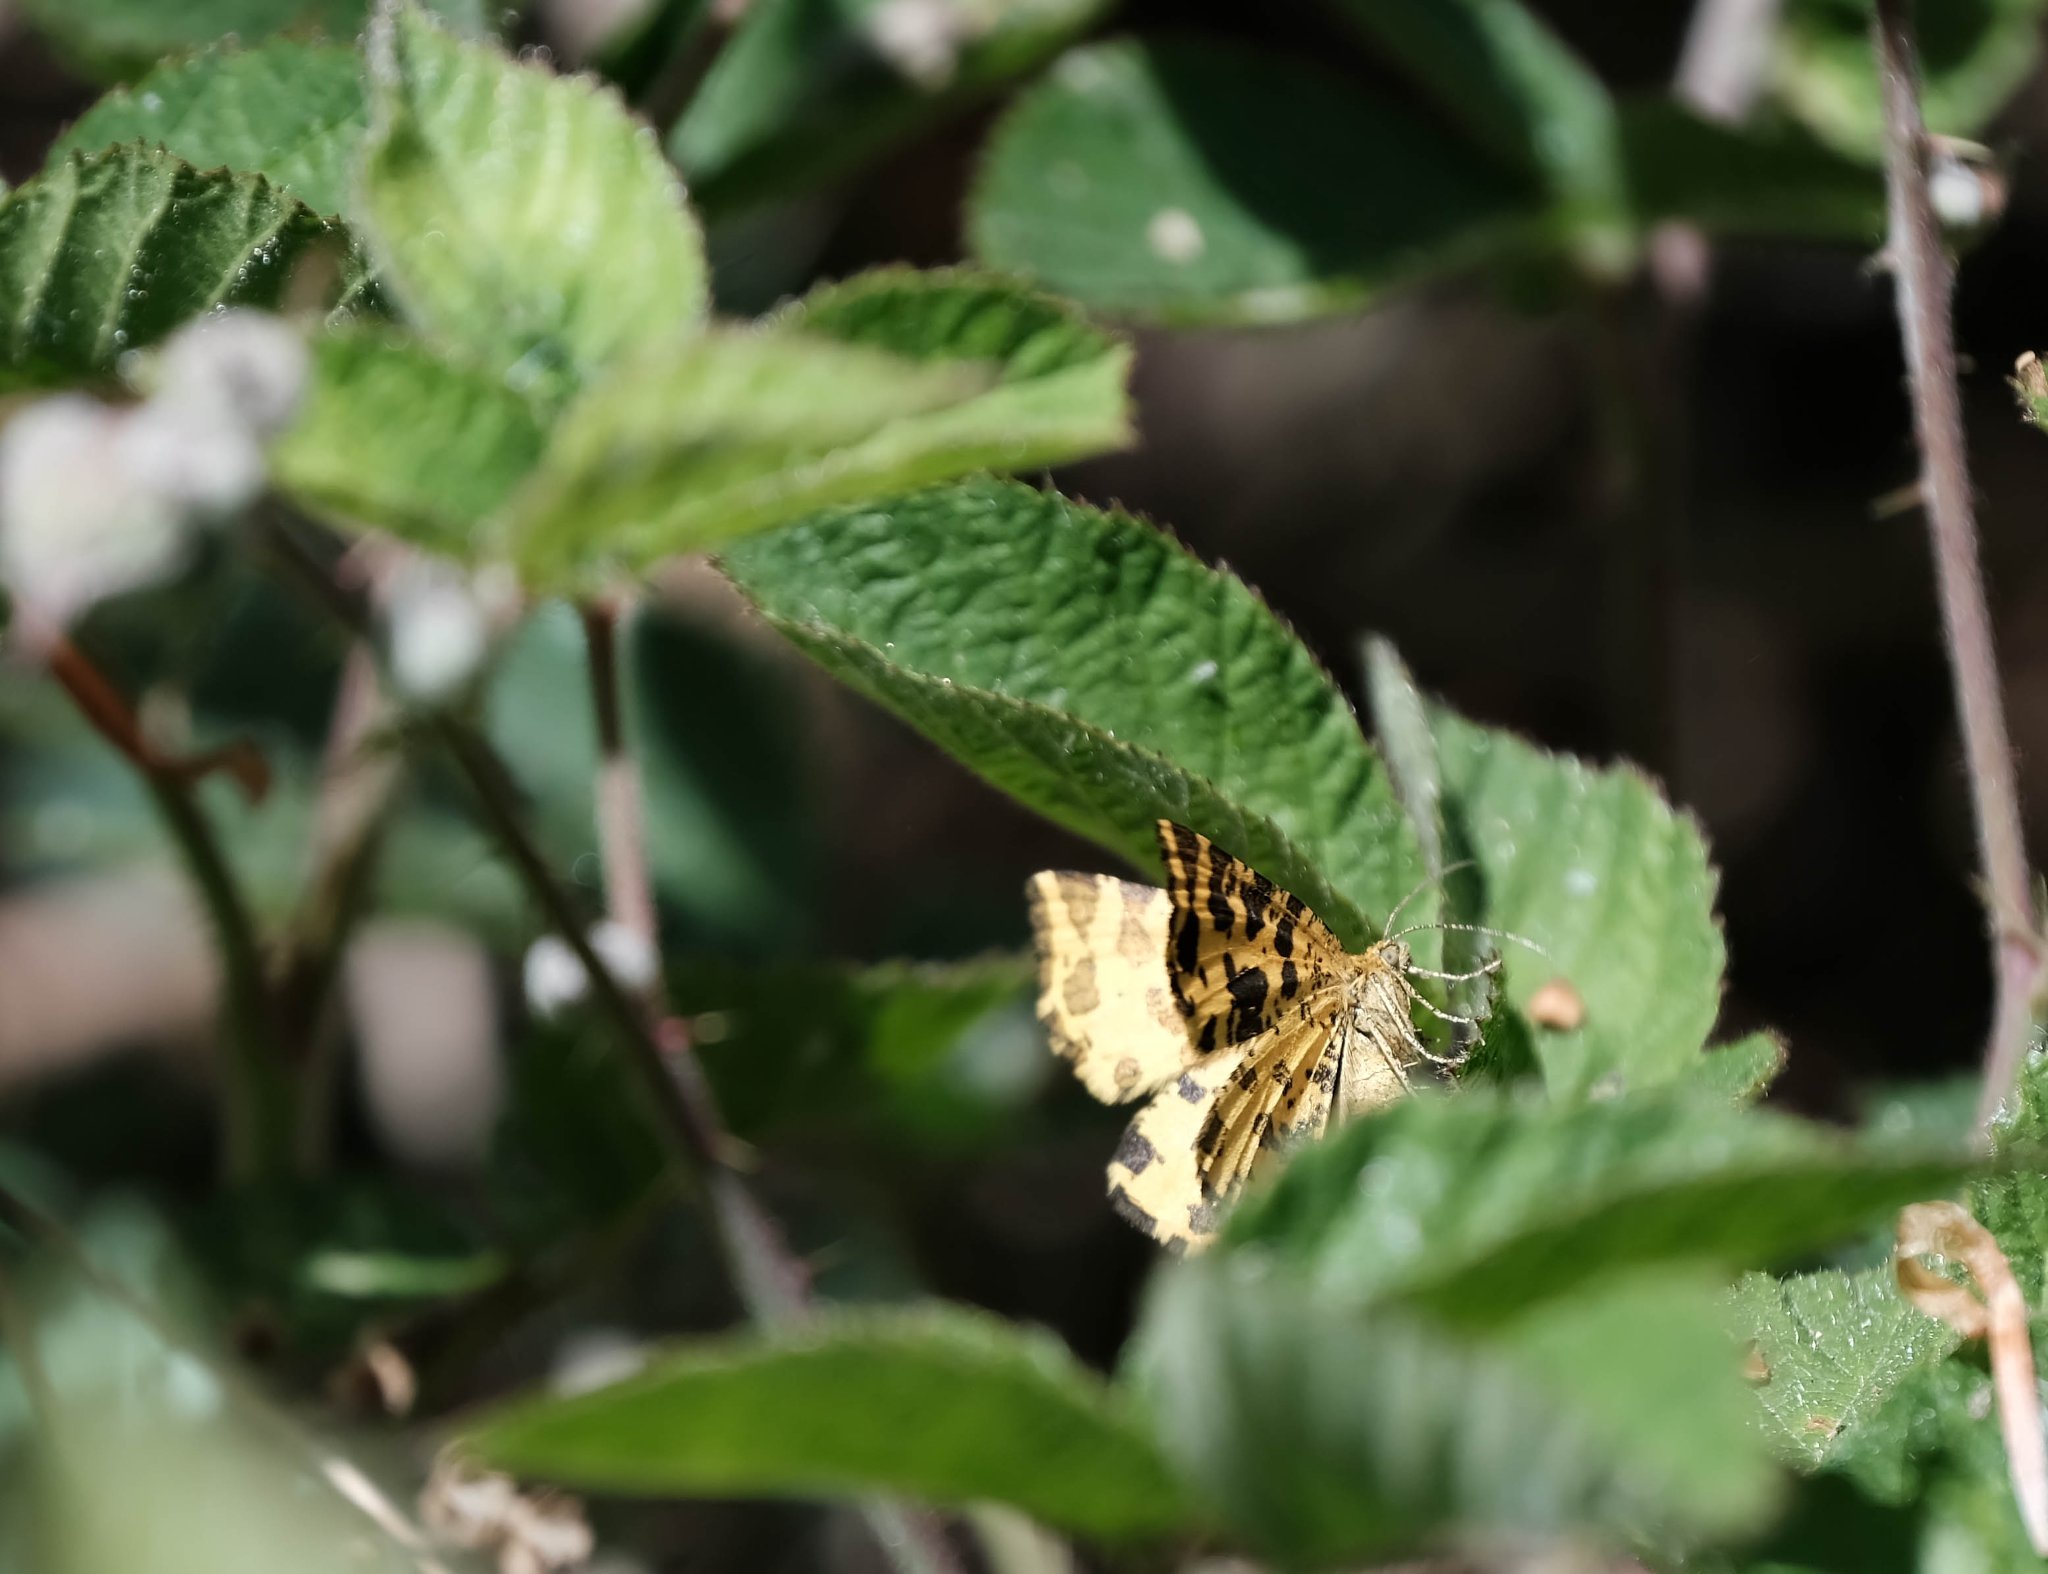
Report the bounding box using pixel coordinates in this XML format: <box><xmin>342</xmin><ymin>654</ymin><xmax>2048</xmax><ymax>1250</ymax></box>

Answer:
<box><xmin>1109</xmin><ymin>1184</ymin><xmax>1158</xmax><ymax>1237</ymax></box>
<box><xmin>1225</xmin><ymin>959</ymin><xmax>1269</xmax><ymax>1039</ymax></box>
<box><xmin>1113</xmin><ymin>1125</ymin><xmax>1160</xmax><ymax>1175</ymax></box>
<box><xmin>1280</xmin><ymin>958</ymin><xmax>1299</xmax><ymax>999</ymax></box>
<box><xmin>1176</xmin><ymin>1073</ymin><xmax>1205</xmax><ymax>1103</ymax></box>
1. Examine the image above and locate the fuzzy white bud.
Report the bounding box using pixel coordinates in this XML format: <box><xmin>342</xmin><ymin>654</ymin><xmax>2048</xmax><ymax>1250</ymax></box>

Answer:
<box><xmin>385</xmin><ymin>559</ymin><xmax>492</xmax><ymax>704</ymax></box>
<box><xmin>521</xmin><ymin>921</ymin><xmax>657</xmax><ymax>1020</ymax></box>
<box><xmin>863</xmin><ymin>0</ymin><xmax>972</xmax><ymax>87</ymax></box>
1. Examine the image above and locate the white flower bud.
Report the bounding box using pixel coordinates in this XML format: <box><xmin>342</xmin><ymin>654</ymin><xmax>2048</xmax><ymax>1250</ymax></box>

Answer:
<box><xmin>521</xmin><ymin>920</ymin><xmax>658</xmax><ymax>1021</ymax></box>
<box><xmin>385</xmin><ymin>559</ymin><xmax>491</xmax><ymax>704</ymax></box>
<box><xmin>0</xmin><ymin>395</ymin><xmax>193</xmax><ymax>629</ymax></box>
<box><xmin>152</xmin><ymin>309</ymin><xmax>310</xmax><ymax>441</ymax></box>
<box><xmin>863</xmin><ymin>0</ymin><xmax>971</xmax><ymax>87</ymax></box>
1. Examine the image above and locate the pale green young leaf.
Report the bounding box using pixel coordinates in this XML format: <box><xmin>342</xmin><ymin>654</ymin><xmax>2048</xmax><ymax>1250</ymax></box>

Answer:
<box><xmin>0</xmin><ymin>144</ymin><xmax>330</xmax><ymax>388</ymax></box>
<box><xmin>1321</xmin><ymin>0</ymin><xmax>1631</xmax><ymax>268</ymax></box>
<box><xmin>51</xmin><ymin>41</ymin><xmax>370</xmax><ymax>221</ymax></box>
<box><xmin>358</xmin><ymin>1</ymin><xmax>706</xmax><ymax>396</ymax></box>
<box><xmin>461</xmin><ymin>1304</ymin><xmax>1191</xmax><ymax>1540</ymax></box>
<box><xmin>969</xmin><ymin>37</ymin><xmax>1533</xmax><ymax>325</ymax></box>
<box><xmin>1683</xmin><ymin>1031</ymin><xmax>1788</xmax><ymax>1105</ymax></box>
<box><xmin>1973</xmin><ymin>1034</ymin><xmax>2048</xmax><ymax>1299</ymax></box>
<box><xmin>271</xmin><ymin>326</ymin><xmax>547</xmax><ymax>553</ymax></box>
<box><xmin>1225</xmin><ymin>1090</ymin><xmax>1970</xmax><ymax>1323</ymax></box>
<box><xmin>671</xmin><ymin>0</ymin><xmax>1107</xmax><ymax>216</ymax></box>
<box><xmin>1131</xmin><ymin>1262</ymin><xmax>1778</xmax><ymax>1565</ymax></box>
<box><xmin>721</xmin><ymin>478</ymin><xmax>1426</xmax><ymax>947</ymax></box>
<box><xmin>1433</xmin><ymin>705</ymin><xmax>1725</xmax><ymax>1097</ymax></box>
<box><xmin>1770</xmin><ymin>0</ymin><xmax>2046</xmax><ymax>161</ymax></box>
<box><xmin>500</xmin><ymin>329</ymin><xmax>999</xmax><ymax>584</ymax></box>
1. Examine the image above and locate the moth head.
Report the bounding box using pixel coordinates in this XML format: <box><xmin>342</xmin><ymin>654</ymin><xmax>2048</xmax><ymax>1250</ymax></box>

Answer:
<box><xmin>1378</xmin><ymin>937</ymin><xmax>1412</xmax><ymax>972</ymax></box>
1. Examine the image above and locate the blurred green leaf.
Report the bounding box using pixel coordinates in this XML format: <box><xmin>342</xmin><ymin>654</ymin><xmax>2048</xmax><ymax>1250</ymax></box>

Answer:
<box><xmin>17</xmin><ymin>0</ymin><xmax>481</xmax><ymax>80</ymax></box>
<box><xmin>1617</xmin><ymin>99</ymin><xmax>1884</xmax><ymax>241</ymax></box>
<box><xmin>51</xmin><ymin>40</ymin><xmax>370</xmax><ymax>220</ymax></box>
<box><xmin>1433</xmin><ymin>705</ymin><xmax>1725</xmax><ymax>1098</ymax></box>
<box><xmin>970</xmin><ymin>36</ymin><xmax>1533</xmax><ymax>324</ymax></box>
<box><xmin>273</xmin><ymin>326</ymin><xmax>547</xmax><ymax>552</ymax></box>
<box><xmin>682</xmin><ymin>953</ymin><xmax>1035</xmax><ymax>1141</ymax></box>
<box><xmin>503</xmin><ymin>329</ymin><xmax>996</xmax><ymax>584</ymax></box>
<box><xmin>1684</xmin><ymin>1031</ymin><xmax>1788</xmax><ymax>1105</ymax></box>
<box><xmin>673</xmin><ymin>0</ymin><xmax>1108</xmax><ymax>216</ymax></box>
<box><xmin>1322</xmin><ymin>0</ymin><xmax>1630</xmax><ymax>268</ymax></box>
<box><xmin>1132</xmin><ymin>1261</ymin><xmax>1778</xmax><ymax>1566</ymax></box>
<box><xmin>1226</xmin><ymin>1090</ymin><xmax>1970</xmax><ymax>1324</ymax></box>
<box><xmin>722</xmin><ymin>478</ymin><xmax>1426</xmax><ymax>948</ymax></box>
<box><xmin>464</xmin><ymin>1304</ymin><xmax>1192</xmax><ymax>1539</ymax></box>
<box><xmin>0</xmin><ymin>145</ymin><xmax>330</xmax><ymax>388</ymax></box>
<box><xmin>358</xmin><ymin>1</ymin><xmax>706</xmax><ymax>398</ymax></box>
<box><xmin>1770</xmin><ymin>0</ymin><xmax>2047</xmax><ymax>160</ymax></box>
<box><xmin>1729</xmin><ymin>1267</ymin><xmax>1959</xmax><ymax>1475</ymax></box>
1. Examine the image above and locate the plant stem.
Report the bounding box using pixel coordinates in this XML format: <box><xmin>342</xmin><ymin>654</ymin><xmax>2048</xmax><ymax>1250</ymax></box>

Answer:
<box><xmin>1869</xmin><ymin>0</ymin><xmax>2044</xmax><ymax>1126</ymax></box>
<box><xmin>38</xmin><ymin>636</ymin><xmax>293</xmax><ymax>1181</ymax></box>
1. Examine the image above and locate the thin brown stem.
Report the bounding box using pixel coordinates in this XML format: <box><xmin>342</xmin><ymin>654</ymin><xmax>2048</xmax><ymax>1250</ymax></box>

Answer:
<box><xmin>36</xmin><ymin>634</ymin><xmax>292</xmax><ymax>1181</ymax></box>
<box><xmin>581</xmin><ymin>600</ymin><xmax>659</xmax><ymax>950</ymax></box>
<box><xmin>1870</xmin><ymin>0</ymin><xmax>2044</xmax><ymax>1125</ymax></box>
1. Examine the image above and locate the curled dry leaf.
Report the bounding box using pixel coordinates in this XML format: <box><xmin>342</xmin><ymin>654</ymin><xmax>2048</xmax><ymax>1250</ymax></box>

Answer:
<box><xmin>1895</xmin><ymin>1200</ymin><xmax>2048</xmax><ymax>1553</ymax></box>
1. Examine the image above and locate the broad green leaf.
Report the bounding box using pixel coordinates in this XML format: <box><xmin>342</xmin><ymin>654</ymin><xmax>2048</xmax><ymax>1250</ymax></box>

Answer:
<box><xmin>969</xmin><ymin>36</ymin><xmax>1533</xmax><ymax>325</ymax></box>
<box><xmin>1225</xmin><ymin>1090</ymin><xmax>1970</xmax><ymax>1323</ymax></box>
<box><xmin>1133</xmin><ymin>1261</ymin><xmax>1777</xmax><ymax>1565</ymax></box>
<box><xmin>463</xmin><ymin>1305</ymin><xmax>1191</xmax><ymax>1539</ymax></box>
<box><xmin>672</xmin><ymin>0</ymin><xmax>1107</xmax><ymax>216</ymax></box>
<box><xmin>51</xmin><ymin>40</ymin><xmax>369</xmax><ymax>220</ymax></box>
<box><xmin>359</xmin><ymin>2</ymin><xmax>707</xmax><ymax>396</ymax></box>
<box><xmin>1729</xmin><ymin>1267</ymin><xmax>1959</xmax><ymax>1475</ymax></box>
<box><xmin>272</xmin><ymin>326</ymin><xmax>546</xmax><ymax>552</ymax></box>
<box><xmin>1433</xmin><ymin>705</ymin><xmax>1724</xmax><ymax>1097</ymax></box>
<box><xmin>1770</xmin><ymin>0</ymin><xmax>2047</xmax><ymax>161</ymax></box>
<box><xmin>1616</xmin><ymin>99</ymin><xmax>1884</xmax><ymax>242</ymax></box>
<box><xmin>721</xmin><ymin>478</ymin><xmax>1426</xmax><ymax>947</ymax></box>
<box><xmin>18</xmin><ymin>0</ymin><xmax>483</xmax><ymax>79</ymax></box>
<box><xmin>0</xmin><ymin>145</ymin><xmax>329</xmax><ymax>387</ymax></box>
<box><xmin>501</xmin><ymin>328</ymin><xmax>1000</xmax><ymax>584</ymax></box>
<box><xmin>1322</xmin><ymin>0</ymin><xmax>1631</xmax><ymax>269</ymax></box>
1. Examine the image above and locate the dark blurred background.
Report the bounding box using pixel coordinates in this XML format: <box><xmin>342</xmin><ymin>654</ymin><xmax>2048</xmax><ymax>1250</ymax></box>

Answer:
<box><xmin>1</xmin><ymin>0</ymin><xmax>2044</xmax><ymax>1387</ymax></box>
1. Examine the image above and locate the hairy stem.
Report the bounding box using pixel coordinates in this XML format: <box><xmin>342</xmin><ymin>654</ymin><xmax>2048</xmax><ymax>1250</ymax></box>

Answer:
<box><xmin>1869</xmin><ymin>0</ymin><xmax>2043</xmax><ymax>1125</ymax></box>
<box><xmin>40</xmin><ymin>636</ymin><xmax>292</xmax><ymax>1181</ymax></box>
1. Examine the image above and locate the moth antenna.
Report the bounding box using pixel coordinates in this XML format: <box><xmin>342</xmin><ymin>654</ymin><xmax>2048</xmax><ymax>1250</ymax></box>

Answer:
<box><xmin>1387</xmin><ymin>920</ymin><xmax>1551</xmax><ymax>960</ymax></box>
<box><xmin>1400</xmin><ymin>957</ymin><xmax>1504</xmax><ymax>984</ymax></box>
<box><xmin>1410</xmin><ymin>993</ymin><xmax>1483</xmax><ymax>1029</ymax></box>
<box><xmin>1379</xmin><ymin>858</ymin><xmax>1481</xmax><ymax>935</ymax></box>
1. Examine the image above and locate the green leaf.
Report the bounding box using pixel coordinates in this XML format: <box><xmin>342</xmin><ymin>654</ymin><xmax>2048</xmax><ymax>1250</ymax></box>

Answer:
<box><xmin>463</xmin><ymin>1304</ymin><xmax>1191</xmax><ymax>1539</ymax></box>
<box><xmin>1132</xmin><ymin>1261</ymin><xmax>1778</xmax><ymax>1565</ymax></box>
<box><xmin>1973</xmin><ymin>1032</ymin><xmax>2048</xmax><ymax>1299</ymax></box>
<box><xmin>969</xmin><ymin>36</ymin><xmax>1533</xmax><ymax>325</ymax></box>
<box><xmin>1730</xmin><ymin>1267</ymin><xmax>1960</xmax><ymax>1475</ymax></box>
<box><xmin>1770</xmin><ymin>0</ymin><xmax>2047</xmax><ymax>161</ymax></box>
<box><xmin>358</xmin><ymin>1</ymin><xmax>707</xmax><ymax>396</ymax></box>
<box><xmin>271</xmin><ymin>326</ymin><xmax>547</xmax><ymax>552</ymax></box>
<box><xmin>0</xmin><ymin>144</ymin><xmax>330</xmax><ymax>387</ymax></box>
<box><xmin>18</xmin><ymin>0</ymin><xmax>483</xmax><ymax>79</ymax></box>
<box><xmin>1616</xmin><ymin>99</ymin><xmax>1884</xmax><ymax>242</ymax></box>
<box><xmin>1322</xmin><ymin>0</ymin><xmax>1631</xmax><ymax>269</ymax></box>
<box><xmin>1433</xmin><ymin>704</ymin><xmax>1725</xmax><ymax>1097</ymax></box>
<box><xmin>721</xmin><ymin>478</ymin><xmax>1426</xmax><ymax>947</ymax></box>
<box><xmin>1226</xmin><ymin>1090</ymin><xmax>1971</xmax><ymax>1324</ymax></box>
<box><xmin>501</xmin><ymin>328</ymin><xmax>1003</xmax><ymax>584</ymax></box>
<box><xmin>51</xmin><ymin>40</ymin><xmax>370</xmax><ymax>220</ymax></box>
<box><xmin>672</xmin><ymin>0</ymin><xmax>1107</xmax><ymax>217</ymax></box>
<box><xmin>1686</xmin><ymin>1031</ymin><xmax>1788</xmax><ymax>1105</ymax></box>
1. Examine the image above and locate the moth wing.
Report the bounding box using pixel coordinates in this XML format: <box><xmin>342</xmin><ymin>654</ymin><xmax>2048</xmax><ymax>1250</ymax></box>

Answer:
<box><xmin>1335</xmin><ymin>964</ymin><xmax>1425</xmax><ymax>1121</ymax></box>
<box><xmin>1104</xmin><ymin>1045</ymin><xmax>1253</xmax><ymax>1254</ymax></box>
<box><xmin>1026</xmin><ymin>869</ymin><xmax>1195</xmax><ymax>1105</ymax></box>
<box><xmin>1155</xmin><ymin>820</ymin><xmax>1351</xmax><ymax>1054</ymax></box>
<box><xmin>1196</xmin><ymin>1014</ymin><xmax>1341</xmax><ymax>1198</ymax></box>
